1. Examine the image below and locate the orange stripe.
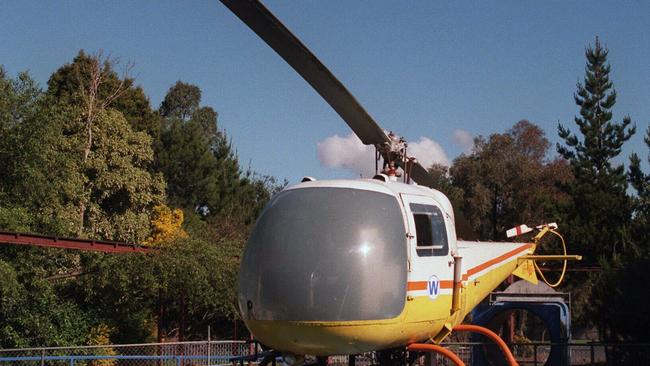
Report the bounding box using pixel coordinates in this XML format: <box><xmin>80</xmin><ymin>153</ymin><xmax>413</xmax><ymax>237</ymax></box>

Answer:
<box><xmin>407</xmin><ymin>281</ymin><xmax>427</xmax><ymax>291</ymax></box>
<box><xmin>407</xmin><ymin>244</ymin><xmax>533</xmax><ymax>291</ymax></box>
<box><xmin>466</xmin><ymin>244</ymin><xmax>533</xmax><ymax>277</ymax></box>
<box><xmin>407</xmin><ymin>280</ymin><xmax>454</xmax><ymax>291</ymax></box>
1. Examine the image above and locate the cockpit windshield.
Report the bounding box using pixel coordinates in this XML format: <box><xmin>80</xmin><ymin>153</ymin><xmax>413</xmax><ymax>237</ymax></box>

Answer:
<box><xmin>239</xmin><ymin>187</ymin><xmax>407</xmax><ymax>321</ymax></box>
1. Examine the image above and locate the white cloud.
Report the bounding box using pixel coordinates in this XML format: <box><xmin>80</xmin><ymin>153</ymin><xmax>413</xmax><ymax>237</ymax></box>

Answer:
<box><xmin>316</xmin><ymin>133</ymin><xmax>376</xmax><ymax>177</ymax></box>
<box><xmin>453</xmin><ymin>129</ymin><xmax>474</xmax><ymax>154</ymax></box>
<box><xmin>407</xmin><ymin>136</ymin><xmax>450</xmax><ymax>167</ymax></box>
<box><xmin>316</xmin><ymin>133</ymin><xmax>450</xmax><ymax>177</ymax></box>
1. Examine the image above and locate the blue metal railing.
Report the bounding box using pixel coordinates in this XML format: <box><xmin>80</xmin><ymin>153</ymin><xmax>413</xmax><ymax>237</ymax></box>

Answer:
<box><xmin>0</xmin><ymin>353</ymin><xmax>235</xmax><ymax>365</ymax></box>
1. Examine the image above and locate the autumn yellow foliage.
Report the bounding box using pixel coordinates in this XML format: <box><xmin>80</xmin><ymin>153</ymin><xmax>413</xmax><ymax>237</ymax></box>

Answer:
<box><xmin>144</xmin><ymin>204</ymin><xmax>188</xmax><ymax>246</ymax></box>
<box><xmin>87</xmin><ymin>324</ymin><xmax>117</xmax><ymax>366</ymax></box>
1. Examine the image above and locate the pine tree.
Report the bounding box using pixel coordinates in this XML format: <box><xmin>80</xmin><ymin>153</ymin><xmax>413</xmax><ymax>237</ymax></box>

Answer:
<box><xmin>628</xmin><ymin>126</ymin><xmax>650</xmax><ymax>255</ymax></box>
<box><xmin>557</xmin><ymin>37</ymin><xmax>635</xmax><ymax>262</ymax></box>
<box><xmin>156</xmin><ymin>82</ymin><xmax>251</xmax><ymax>220</ymax></box>
<box><xmin>557</xmin><ymin>38</ymin><xmax>636</xmax><ymax>328</ymax></box>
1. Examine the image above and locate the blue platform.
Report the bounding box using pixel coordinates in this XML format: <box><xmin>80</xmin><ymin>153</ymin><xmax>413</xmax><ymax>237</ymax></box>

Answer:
<box><xmin>470</xmin><ymin>291</ymin><xmax>571</xmax><ymax>366</ymax></box>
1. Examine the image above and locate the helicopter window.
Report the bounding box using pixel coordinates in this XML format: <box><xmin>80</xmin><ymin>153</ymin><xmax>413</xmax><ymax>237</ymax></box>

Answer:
<box><xmin>410</xmin><ymin>203</ymin><xmax>449</xmax><ymax>256</ymax></box>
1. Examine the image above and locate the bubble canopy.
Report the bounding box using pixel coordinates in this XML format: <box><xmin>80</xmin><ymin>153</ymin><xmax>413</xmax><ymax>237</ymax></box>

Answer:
<box><xmin>239</xmin><ymin>187</ymin><xmax>408</xmax><ymax>321</ymax></box>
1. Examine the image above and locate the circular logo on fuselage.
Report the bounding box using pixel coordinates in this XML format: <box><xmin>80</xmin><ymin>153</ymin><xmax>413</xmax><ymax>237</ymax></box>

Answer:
<box><xmin>427</xmin><ymin>275</ymin><xmax>441</xmax><ymax>300</ymax></box>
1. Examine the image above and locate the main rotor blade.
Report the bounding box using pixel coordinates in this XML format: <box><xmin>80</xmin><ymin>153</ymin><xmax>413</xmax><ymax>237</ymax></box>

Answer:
<box><xmin>220</xmin><ymin>0</ymin><xmax>389</xmax><ymax>146</ymax></box>
<box><xmin>406</xmin><ymin>160</ymin><xmax>436</xmax><ymax>189</ymax></box>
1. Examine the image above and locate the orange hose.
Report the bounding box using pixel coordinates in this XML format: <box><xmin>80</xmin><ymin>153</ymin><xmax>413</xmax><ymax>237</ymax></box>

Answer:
<box><xmin>407</xmin><ymin>343</ymin><xmax>465</xmax><ymax>366</ymax></box>
<box><xmin>453</xmin><ymin>324</ymin><xmax>519</xmax><ymax>366</ymax></box>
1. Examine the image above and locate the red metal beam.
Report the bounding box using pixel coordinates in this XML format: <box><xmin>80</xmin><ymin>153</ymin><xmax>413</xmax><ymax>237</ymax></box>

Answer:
<box><xmin>0</xmin><ymin>231</ymin><xmax>153</xmax><ymax>253</ymax></box>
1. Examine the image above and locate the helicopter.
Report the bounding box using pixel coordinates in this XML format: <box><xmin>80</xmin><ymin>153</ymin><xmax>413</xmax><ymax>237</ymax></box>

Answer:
<box><xmin>219</xmin><ymin>1</ymin><xmax>580</xmax><ymax>364</ymax></box>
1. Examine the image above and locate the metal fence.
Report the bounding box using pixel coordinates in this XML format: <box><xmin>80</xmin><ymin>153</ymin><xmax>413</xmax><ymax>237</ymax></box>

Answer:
<box><xmin>2</xmin><ymin>341</ymin><xmax>650</xmax><ymax>365</ymax></box>
<box><xmin>0</xmin><ymin>340</ymin><xmax>253</xmax><ymax>366</ymax></box>
<box><xmin>426</xmin><ymin>342</ymin><xmax>650</xmax><ymax>366</ymax></box>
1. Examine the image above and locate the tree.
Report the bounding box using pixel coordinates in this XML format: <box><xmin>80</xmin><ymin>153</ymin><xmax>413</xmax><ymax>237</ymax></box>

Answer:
<box><xmin>156</xmin><ymin>117</ymin><xmax>221</xmax><ymax>212</ymax></box>
<box><xmin>159</xmin><ymin>81</ymin><xmax>201</xmax><ymax>121</ymax></box>
<box><xmin>75</xmin><ymin>109</ymin><xmax>166</xmax><ymax>242</ymax></box>
<box><xmin>557</xmin><ymin>38</ymin><xmax>636</xmax><ymax>330</ymax></box>
<box><xmin>557</xmin><ymin>38</ymin><xmax>636</xmax><ymax>262</ymax></box>
<box><xmin>590</xmin><ymin>127</ymin><xmax>650</xmax><ymax>346</ymax></box>
<box><xmin>628</xmin><ymin>126</ymin><xmax>650</xmax><ymax>254</ymax></box>
<box><xmin>0</xmin><ymin>62</ymin><xmax>166</xmax><ymax>345</ymax></box>
<box><xmin>450</xmin><ymin>120</ymin><xmax>571</xmax><ymax>240</ymax></box>
<box><xmin>8</xmin><ymin>100</ymin><xmax>165</xmax><ymax>242</ymax></box>
<box><xmin>0</xmin><ymin>67</ymin><xmax>42</xmax><ymax>205</ymax></box>
<box><xmin>47</xmin><ymin>50</ymin><xmax>162</xmax><ymax>138</ymax></box>
<box><xmin>38</xmin><ymin>53</ymin><xmax>167</xmax><ymax>241</ymax></box>
<box><xmin>0</xmin><ymin>70</ymin><xmax>96</xmax><ymax>347</ymax></box>
<box><xmin>589</xmin><ymin>128</ymin><xmax>650</xmax><ymax>346</ymax></box>
<box><xmin>156</xmin><ymin>82</ymin><xmax>250</xmax><ymax>220</ymax></box>
<box><xmin>0</xmin><ymin>56</ymin><xmax>282</xmax><ymax>346</ymax></box>
<box><xmin>71</xmin><ymin>235</ymin><xmax>242</xmax><ymax>343</ymax></box>
<box><xmin>144</xmin><ymin>204</ymin><xmax>188</xmax><ymax>246</ymax></box>
<box><xmin>428</xmin><ymin>163</ymin><xmax>463</xmax><ymax>205</ymax></box>
<box><xmin>0</xmin><ymin>244</ymin><xmax>93</xmax><ymax>348</ymax></box>
<box><xmin>0</xmin><ymin>67</ymin><xmax>41</xmax><ymax>132</ymax></box>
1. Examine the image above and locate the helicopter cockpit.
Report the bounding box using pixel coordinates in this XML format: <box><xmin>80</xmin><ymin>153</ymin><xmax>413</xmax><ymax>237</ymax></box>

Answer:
<box><xmin>239</xmin><ymin>184</ymin><xmax>408</xmax><ymax>322</ymax></box>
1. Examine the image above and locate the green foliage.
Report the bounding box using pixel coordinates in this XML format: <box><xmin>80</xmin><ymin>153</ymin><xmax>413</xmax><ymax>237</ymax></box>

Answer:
<box><xmin>0</xmin><ymin>207</ymin><xmax>33</xmax><ymax>232</ymax></box>
<box><xmin>592</xmin><ymin>257</ymin><xmax>650</xmax><ymax>342</ymax></box>
<box><xmin>0</xmin><ymin>54</ymin><xmax>279</xmax><ymax>346</ymax></box>
<box><xmin>0</xmin><ymin>67</ymin><xmax>42</xmax><ymax>204</ymax></box>
<box><xmin>71</xmin><ymin>235</ymin><xmax>241</xmax><ymax>343</ymax></box>
<box><xmin>76</xmin><ymin>109</ymin><xmax>166</xmax><ymax>242</ymax></box>
<box><xmin>0</xmin><ymin>247</ymin><xmax>91</xmax><ymax>348</ymax></box>
<box><xmin>8</xmin><ymin>100</ymin><xmax>87</xmax><ymax>236</ymax></box>
<box><xmin>155</xmin><ymin>81</ymin><xmax>278</xmax><ymax>224</ymax></box>
<box><xmin>6</xmin><ymin>100</ymin><xmax>165</xmax><ymax>241</ymax></box>
<box><xmin>47</xmin><ymin>51</ymin><xmax>161</xmax><ymax>136</ymax></box>
<box><xmin>588</xmin><ymin>127</ymin><xmax>650</xmax><ymax>345</ymax></box>
<box><xmin>449</xmin><ymin>120</ymin><xmax>571</xmax><ymax>240</ymax></box>
<box><xmin>557</xmin><ymin>38</ymin><xmax>639</xmax><ymax>331</ymax></box>
<box><xmin>159</xmin><ymin>81</ymin><xmax>201</xmax><ymax>121</ymax></box>
<box><xmin>628</xmin><ymin>126</ymin><xmax>650</xmax><ymax>254</ymax></box>
<box><xmin>557</xmin><ymin>38</ymin><xmax>636</xmax><ymax>262</ymax></box>
<box><xmin>157</xmin><ymin>118</ymin><xmax>221</xmax><ymax>211</ymax></box>
<box><xmin>0</xmin><ymin>67</ymin><xmax>40</xmax><ymax>132</ymax></box>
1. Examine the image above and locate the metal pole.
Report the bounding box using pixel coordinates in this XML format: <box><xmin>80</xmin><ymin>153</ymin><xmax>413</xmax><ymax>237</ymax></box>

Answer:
<box><xmin>249</xmin><ymin>335</ymin><xmax>255</xmax><ymax>366</ymax></box>
<box><xmin>533</xmin><ymin>344</ymin><xmax>537</xmax><ymax>366</ymax></box>
<box><xmin>590</xmin><ymin>344</ymin><xmax>595</xmax><ymax>365</ymax></box>
<box><xmin>41</xmin><ymin>349</ymin><xmax>45</xmax><ymax>366</ymax></box>
<box><xmin>348</xmin><ymin>354</ymin><xmax>356</xmax><ymax>366</ymax></box>
<box><xmin>207</xmin><ymin>326</ymin><xmax>211</xmax><ymax>366</ymax></box>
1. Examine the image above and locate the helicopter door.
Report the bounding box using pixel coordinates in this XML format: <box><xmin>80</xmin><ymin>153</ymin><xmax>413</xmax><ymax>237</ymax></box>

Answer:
<box><xmin>401</xmin><ymin>194</ymin><xmax>454</xmax><ymax>314</ymax></box>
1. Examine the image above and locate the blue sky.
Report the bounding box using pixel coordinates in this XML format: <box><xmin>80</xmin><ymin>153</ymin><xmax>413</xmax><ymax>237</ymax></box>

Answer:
<box><xmin>1</xmin><ymin>1</ymin><xmax>648</xmax><ymax>184</ymax></box>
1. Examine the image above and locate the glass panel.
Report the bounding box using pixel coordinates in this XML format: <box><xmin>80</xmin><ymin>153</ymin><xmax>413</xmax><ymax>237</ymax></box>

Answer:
<box><xmin>239</xmin><ymin>187</ymin><xmax>407</xmax><ymax>321</ymax></box>
<box><xmin>410</xmin><ymin>203</ymin><xmax>449</xmax><ymax>257</ymax></box>
<box><xmin>414</xmin><ymin>213</ymin><xmax>433</xmax><ymax>246</ymax></box>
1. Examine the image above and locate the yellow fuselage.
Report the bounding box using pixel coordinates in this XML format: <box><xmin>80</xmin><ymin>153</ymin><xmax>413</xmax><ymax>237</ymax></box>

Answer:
<box><xmin>245</xmin><ymin>243</ymin><xmax>534</xmax><ymax>356</ymax></box>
